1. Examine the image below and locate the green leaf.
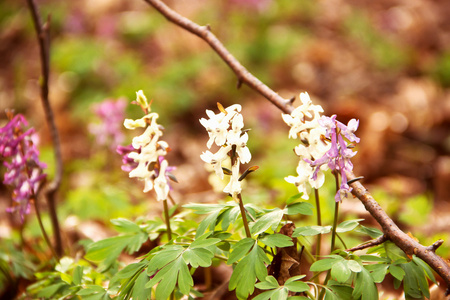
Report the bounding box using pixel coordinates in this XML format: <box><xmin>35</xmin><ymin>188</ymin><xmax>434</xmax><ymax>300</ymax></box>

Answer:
<box><xmin>283</xmin><ymin>202</ymin><xmax>313</xmax><ymax>216</ymax></box>
<box><xmin>147</xmin><ymin>256</ymin><xmax>193</xmax><ymax>299</ymax></box>
<box><xmin>182</xmin><ymin>248</ymin><xmax>214</xmax><ymax>268</ymax></box>
<box><xmin>272</xmin><ymin>287</ymin><xmax>289</xmax><ymax>300</ymax></box>
<box><xmin>293</xmin><ymin>226</ymin><xmax>332</xmax><ymax>237</ymax></box>
<box><xmin>255</xmin><ymin>276</ymin><xmax>279</xmax><ymax>290</ymax></box>
<box><xmin>336</xmin><ymin>219</ymin><xmax>364</xmax><ymax>233</ymax></box>
<box><xmin>356</xmin><ymin>226</ymin><xmax>383</xmax><ymax>238</ymax></box>
<box><xmin>324</xmin><ymin>288</ymin><xmax>339</xmax><ymax>300</ymax></box>
<box><xmin>365</xmin><ymin>264</ymin><xmax>388</xmax><ymax>283</ymax></box>
<box><xmin>111</xmin><ymin>218</ymin><xmax>142</xmax><ymax>233</ymax></box>
<box><xmin>331</xmin><ymin>260</ymin><xmax>351</xmax><ymax>283</ymax></box>
<box><xmin>183</xmin><ymin>203</ymin><xmax>227</xmax><ymax>214</ymax></box>
<box><xmin>359</xmin><ymin>255</ymin><xmax>390</xmax><ymax>263</ymax></box>
<box><xmin>114</xmin><ymin>261</ymin><xmax>148</xmax><ymax>280</ymax></box>
<box><xmin>190</xmin><ymin>238</ymin><xmax>221</xmax><ymax>249</ymax></box>
<box><xmin>72</xmin><ymin>265</ymin><xmax>83</xmax><ymax>286</ymax></box>
<box><xmin>286</xmin><ymin>193</ymin><xmax>304</xmax><ymax>205</ymax></box>
<box><xmin>85</xmin><ymin>235</ymin><xmax>133</xmax><ymax>269</ymax></box>
<box><xmin>412</xmin><ymin>255</ymin><xmax>437</xmax><ymax>284</ymax></box>
<box><xmin>347</xmin><ymin>260</ymin><xmax>362</xmax><ymax>273</ymax></box>
<box><xmin>147</xmin><ymin>246</ymin><xmax>184</xmax><ymax>274</ymax></box>
<box><xmin>284</xmin><ymin>281</ymin><xmax>309</xmax><ymax>293</ymax></box>
<box><xmin>220</xmin><ymin>206</ymin><xmax>240</xmax><ymax>231</ymax></box>
<box><xmin>251</xmin><ymin>209</ymin><xmax>284</xmax><ymax>235</ymax></box>
<box><xmin>60</xmin><ymin>272</ymin><xmax>73</xmax><ymax>285</ymax></box>
<box><xmin>37</xmin><ymin>283</ymin><xmax>67</xmax><ymax>298</ymax></box>
<box><xmin>229</xmin><ymin>244</ymin><xmax>269</xmax><ymax>299</ymax></box>
<box><xmin>196</xmin><ymin>208</ymin><xmax>223</xmax><ymax>237</ymax></box>
<box><xmin>259</xmin><ymin>234</ymin><xmax>293</xmax><ymax>248</ymax></box>
<box><xmin>401</xmin><ymin>262</ymin><xmax>424</xmax><ymax>299</ymax></box>
<box><xmin>227</xmin><ymin>238</ymin><xmax>255</xmax><ymax>264</ymax></box>
<box><xmin>178</xmin><ymin>257</ymin><xmax>194</xmax><ymax>295</ymax></box>
<box><xmin>252</xmin><ymin>289</ymin><xmax>277</xmax><ymax>300</ymax></box>
<box><xmin>353</xmin><ymin>266</ymin><xmax>378</xmax><ymax>300</ymax></box>
<box><xmin>284</xmin><ymin>275</ymin><xmax>306</xmax><ymax>284</ymax></box>
<box><xmin>388</xmin><ymin>265</ymin><xmax>405</xmax><ymax>281</ymax></box>
<box><xmin>310</xmin><ymin>257</ymin><xmax>341</xmax><ymax>272</ymax></box>
<box><xmin>131</xmin><ymin>271</ymin><xmax>152</xmax><ymax>300</ymax></box>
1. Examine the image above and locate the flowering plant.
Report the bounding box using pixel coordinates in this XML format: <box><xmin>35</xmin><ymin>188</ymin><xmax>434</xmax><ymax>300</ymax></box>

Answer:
<box><xmin>0</xmin><ymin>112</ymin><xmax>47</xmax><ymax>221</ymax></box>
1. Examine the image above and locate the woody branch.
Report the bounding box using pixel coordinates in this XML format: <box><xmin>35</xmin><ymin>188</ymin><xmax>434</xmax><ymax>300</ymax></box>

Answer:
<box><xmin>143</xmin><ymin>0</ymin><xmax>450</xmax><ymax>295</ymax></box>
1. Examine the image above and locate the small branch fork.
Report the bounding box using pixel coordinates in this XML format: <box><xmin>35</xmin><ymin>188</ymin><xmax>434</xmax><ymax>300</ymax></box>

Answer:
<box><xmin>26</xmin><ymin>0</ymin><xmax>63</xmax><ymax>257</ymax></box>
<box><xmin>143</xmin><ymin>0</ymin><xmax>450</xmax><ymax>295</ymax></box>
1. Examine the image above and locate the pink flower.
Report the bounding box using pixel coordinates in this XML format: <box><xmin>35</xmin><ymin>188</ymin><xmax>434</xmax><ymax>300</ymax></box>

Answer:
<box><xmin>1</xmin><ymin>113</ymin><xmax>47</xmax><ymax>221</ymax></box>
<box><xmin>89</xmin><ymin>99</ymin><xmax>127</xmax><ymax>149</ymax></box>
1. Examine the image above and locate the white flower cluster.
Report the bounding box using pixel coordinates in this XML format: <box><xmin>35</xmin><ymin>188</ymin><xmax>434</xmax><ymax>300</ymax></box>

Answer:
<box><xmin>282</xmin><ymin>92</ymin><xmax>331</xmax><ymax>200</ymax></box>
<box><xmin>123</xmin><ymin>90</ymin><xmax>170</xmax><ymax>201</ymax></box>
<box><xmin>200</xmin><ymin>104</ymin><xmax>251</xmax><ymax>198</ymax></box>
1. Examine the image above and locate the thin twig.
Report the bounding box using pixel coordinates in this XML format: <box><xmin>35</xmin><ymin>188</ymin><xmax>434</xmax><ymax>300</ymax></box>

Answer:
<box><xmin>143</xmin><ymin>0</ymin><xmax>450</xmax><ymax>295</ymax></box>
<box><xmin>347</xmin><ymin>235</ymin><xmax>388</xmax><ymax>252</ymax></box>
<box><xmin>26</xmin><ymin>0</ymin><xmax>63</xmax><ymax>257</ymax></box>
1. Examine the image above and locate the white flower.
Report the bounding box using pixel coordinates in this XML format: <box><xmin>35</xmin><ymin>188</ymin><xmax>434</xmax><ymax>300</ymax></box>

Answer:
<box><xmin>122</xmin><ymin>90</ymin><xmax>174</xmax><ymax>198</ymax></box>
<box><xmin>200</xmin><ymin>103</ymin><xmax>251</xmax><ymax>198</ymax></box>
<box><xmin>154</xmin><ymin>159</ymin><xmax>170</xmax><ymax>201</ymax></box>
<box><xmin>223</xmin><ymin>159</ymin><xmax>242</xmax><ymax>198</ymax></box>
<box><xmin>200</xmin><ymin>145</ymin><xmax>232</xmax><ymax>179</ymax></box>
<box><xmin>283</xmin><ymin>92</ymin><xmax>330</xmax><ymax>198</ymax></box>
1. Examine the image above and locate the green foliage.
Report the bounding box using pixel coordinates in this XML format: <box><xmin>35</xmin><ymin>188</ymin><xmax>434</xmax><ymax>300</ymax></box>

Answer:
<box><xmin>25</xmin><ymin>257</ymin><xmax>111</xmax><ymax>299</ymax></box>
<box><xmin>229</xmin><ymin>240</ymin><xmax>270</xmax><ymax>299</ymax></box>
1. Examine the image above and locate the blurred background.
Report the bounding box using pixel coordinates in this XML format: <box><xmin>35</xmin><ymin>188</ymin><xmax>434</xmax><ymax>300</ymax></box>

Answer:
<box><xmin>0</xmin><ymin>0</ymin><xmax>450</xmax><ymax>297</ymax></box>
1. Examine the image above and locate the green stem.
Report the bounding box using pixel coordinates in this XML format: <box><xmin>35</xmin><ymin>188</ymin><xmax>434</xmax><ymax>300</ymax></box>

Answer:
<box><xmin>330</xmin><ymin>174</ymin><xmax>340</xmax><ymax>253</ymax></box>
<box><xmin>237</xmin><ymin>193</ymin><xmax>251</xmax><ymax>238</ymax></box>
<box><xmin>163</xmin><ymin>199</ymin><xmax>172</xmax><ymax>240</ymax></box>
<box><xmin>314</xmin><ymin>188</ymin><xmax>322</xmax><ymax>258</ymax></box>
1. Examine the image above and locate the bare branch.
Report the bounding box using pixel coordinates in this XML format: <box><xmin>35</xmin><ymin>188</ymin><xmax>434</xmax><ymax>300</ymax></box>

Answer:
<box><xmin>143</xmin><ymin>1</ymin><xmax>450</xmax><ymax>295</ymax></box>
<box><xmin>26</xmin><ymin>0</ymin><xmax>63</xmax><ymax>257</ymax></box>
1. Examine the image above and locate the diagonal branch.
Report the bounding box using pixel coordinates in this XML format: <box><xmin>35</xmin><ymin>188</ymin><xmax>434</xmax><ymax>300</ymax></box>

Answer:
<box><xmin>142</xmin><ymin>0</ymin><xmax>294</xmax><ymax>114</ymax></box>
<box><xmin>26</xmin><ymin>0</ymin><xmax>63</xmax><ymax>257</ymax></box>
<box><xmin>143</xmin><ymin>0</ymin><xmax>450</xmax><ymax>295</ymax></box>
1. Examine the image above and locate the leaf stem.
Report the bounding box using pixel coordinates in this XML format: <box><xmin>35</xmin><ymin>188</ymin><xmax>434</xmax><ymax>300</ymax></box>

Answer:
<box><xmin>163</xmin><ymin>199</ymin><xmax>172</xmax><ymax>240</ymax></box>
<box><xmin>237</xmin><ymin>193</ymin><xmax>251</xmax><ymax>238</ymax></box>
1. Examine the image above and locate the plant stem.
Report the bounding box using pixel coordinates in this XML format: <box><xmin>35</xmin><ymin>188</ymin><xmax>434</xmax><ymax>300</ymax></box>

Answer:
<box><xmin>297</xmin><ymin>238</ymin><xmax>316</xmax><ymax>263</ymax></box>
<box><xmin>314</xmin><ymin>188</ymin><xmax>322</xmax><ymax>258</ymax></box>
<box><xmin>330</xmin><ymin>174</ymin><xmax>340</xmax><ymax>253</ymax></box>
<box><xmin>237</xmin><ymin>194</ymin><xmax>251</xmax><ymax>238</ymax></box>
<box><xmin>34</xmin><ymin>196</ymin><xmax>59</xmax><ymax>260</ymax></box>
<box><xmin>163</xmin><ymin>199</ymin><xmax>172</xmax><ymax>240</ymax></box>
<box><xmin>26</xmin><ymin>0</ymin><xmax>64</xmax><ymax>257</ymax></box>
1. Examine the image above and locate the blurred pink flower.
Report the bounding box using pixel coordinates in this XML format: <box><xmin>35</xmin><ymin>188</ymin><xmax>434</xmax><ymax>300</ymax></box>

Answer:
<box><xmin>89</xmin><ymin>98</ymin><xmax>127</xmax><ymax>149</ymax></box>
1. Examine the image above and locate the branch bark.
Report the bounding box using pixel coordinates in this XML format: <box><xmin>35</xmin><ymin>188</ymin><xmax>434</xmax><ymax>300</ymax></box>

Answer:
<box><xmin>143</xmin><ymin>0</ymin><xmax>450</xmax><ymax>295</ymax></box>
<box><xmin>26</xmin><ymin>0</ymin><xmax>63</xmax><ymax>257</ymax></box>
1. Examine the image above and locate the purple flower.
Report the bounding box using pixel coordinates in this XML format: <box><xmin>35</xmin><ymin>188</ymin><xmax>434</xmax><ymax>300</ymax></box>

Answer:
<box><xmin>89</xmin><ymin>99</ymin><xmax>127</xmax><ymax>149</ymax></box>
<box><xmin>308</xmin><ymin>115</ymin><xmax>360</xmax><ymax>202</ymax></box>
<box><xmin>1</xmin><ymin>113</ymin><xmax>47</xmax><ymax>221</ymax></box>
<box><xmin>116</xmin><ymin>144</ymin><xmax>139</xmax><ymax>172</ymax></box>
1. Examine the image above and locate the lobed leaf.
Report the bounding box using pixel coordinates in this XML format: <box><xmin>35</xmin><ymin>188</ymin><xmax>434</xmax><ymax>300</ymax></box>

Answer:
<box><xmin>259</xmin><ymin>234</ymin><xmax>293</xmax><ymax>248</ymax></box>
<box><xmin>250</xmin><ymin>209</ymin><xmax>284</xmax><ymax>236</ymax></box>
<box><xmin>293</xmin><ymin>226</ymin><xmax>332</xmax><ymax>237</ymax></box>
<box><xmin>283</xmin><ymin>202</ymin><xmax>313</xmax><ymax>216</ymax></box>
